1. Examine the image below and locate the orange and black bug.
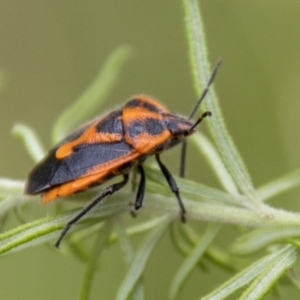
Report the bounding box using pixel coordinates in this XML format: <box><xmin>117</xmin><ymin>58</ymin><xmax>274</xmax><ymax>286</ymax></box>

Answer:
<box><xmin>25</xmin><ymin>59</ymin><xmax>222</xmax><ymax>248</ymax></box>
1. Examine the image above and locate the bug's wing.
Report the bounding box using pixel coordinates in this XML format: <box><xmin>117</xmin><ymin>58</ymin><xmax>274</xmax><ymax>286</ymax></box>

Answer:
<box><xmin>25</xmin><ymin>108</ymin><xmax>139</xmax><ymax>194</ymax></box>
<box><xmin>26</xmin><ymin>141</ymin><xmax>139</xmax><ymax>193</ymax></box>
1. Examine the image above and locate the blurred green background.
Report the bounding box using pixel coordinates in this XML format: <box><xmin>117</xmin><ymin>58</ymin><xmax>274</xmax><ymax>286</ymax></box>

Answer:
<box><xmin>1</xmin><ymin>1</ymin><xmax>300</xmax><ymax>299</ymax></box>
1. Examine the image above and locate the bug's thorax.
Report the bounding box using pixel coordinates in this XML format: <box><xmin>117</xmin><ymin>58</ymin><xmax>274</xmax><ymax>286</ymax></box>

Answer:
<box><xmin>159</xmin><ymin>113</ymin><xmax>195</xmax><ymax>150</ymax></box>
<box><xmin>121</xmin><ymin>97</ymin><xmax>196</xmax><ymax>154</ymax></box>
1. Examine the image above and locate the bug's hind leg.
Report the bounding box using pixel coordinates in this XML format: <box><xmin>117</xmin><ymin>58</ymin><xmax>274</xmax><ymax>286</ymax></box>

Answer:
<box><xmin>130</xmin><ymin>165</ymin><xmax>146</xmax><ymax>218</ymax></box>
<box><xmin>155</xmin><ymin>154</ymin><xmax>186</xmax><ymax>222</ymax></box>
<box><xmin>55</xmin><ymin>174</ymin><xmax>129</xmax><ymax>248</ymax></box>
<box><xmin>131</xmin><ymin>167</ymin><xmax>138</xmax><ymax>192</ymax></box>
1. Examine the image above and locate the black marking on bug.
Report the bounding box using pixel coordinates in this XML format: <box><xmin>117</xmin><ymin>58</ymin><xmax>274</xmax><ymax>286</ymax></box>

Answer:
<box><xmin>145</xmin><ymin>118</ymin><xmax>165</xmax><ymax>135</ymax></box>
<box><xmin>127</xmin><ymin>118</ymin><xmax>165</xmax><ymax>138</ymax></box>
<box><xmin>126</xmin><ymin>98</ymin><xmax>164</xmax><ymax>113</ymax></box>
<box><xmin>126</xmin><ymin>120</ymin><xmax>144</xmax><ymax>138</ymax></box>
<box><xmin>95</xmin><ymin>108</ymin><xmax>123</xmax><ymax>134</ymax></box>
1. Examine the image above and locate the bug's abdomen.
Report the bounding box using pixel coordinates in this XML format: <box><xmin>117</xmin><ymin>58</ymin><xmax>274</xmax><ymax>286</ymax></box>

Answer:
<box><xmin>41</xmin><ymin>154</ymin><xmax>147</xmax><ymax>203</ymax></box>
<box><xmin>25</xmin><ymin>151</ymin><xmax>60</xmax><ymax>195</ymax></box>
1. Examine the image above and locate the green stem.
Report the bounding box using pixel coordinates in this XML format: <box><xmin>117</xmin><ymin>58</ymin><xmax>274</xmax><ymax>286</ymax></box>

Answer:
<box><xmin>181</xmin><ymin>0</ymin><xmax>261</xmax><ymax>208</ymax></box>
<box><xmin>80</xmin><ymin>219</ymin><xmax>113</xmax><ymax>300</ymax></box>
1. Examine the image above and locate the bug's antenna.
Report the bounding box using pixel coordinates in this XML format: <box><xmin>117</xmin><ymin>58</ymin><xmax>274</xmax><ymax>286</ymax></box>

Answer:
<box><xmin>188</xmin><ymin>57</ymin><xmax>222</xmax><ymax>120</ymax></box>
<box><xmin>179</xmin><ymin>57</ymin><xmax>222</xmax><ymax>178</ymax></box>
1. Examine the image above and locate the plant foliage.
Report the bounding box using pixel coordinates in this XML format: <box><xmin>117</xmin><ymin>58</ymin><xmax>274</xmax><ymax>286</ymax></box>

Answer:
<box><xmin>1</xmin><ymin>1</ymin><xmax>300</xmax><ymax>299</ymax></box>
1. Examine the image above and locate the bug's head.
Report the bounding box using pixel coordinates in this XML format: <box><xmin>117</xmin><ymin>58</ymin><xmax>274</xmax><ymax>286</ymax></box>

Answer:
<box><xmin>164</xmin><ymin>114</ymin><xmax>197</xmax><ymax>144</ymax></box>
<box><xmin>164</xmin><ymin>111</ymin><xmax>212</xmax><ymax>148</ymax></box>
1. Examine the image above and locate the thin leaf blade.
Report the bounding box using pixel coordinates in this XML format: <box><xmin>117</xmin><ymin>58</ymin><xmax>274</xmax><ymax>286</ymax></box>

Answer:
<box><xmin>116</xmin><ymin>216</ymin><xmax>171</xmax><ymax>300</ymax></box>
<box><xmin>201</xmin><ymin>246</ymin><xmax>293</xmax><ymax>300</ymax></box>
<box><xmin>170</xmin><ymin>223</ymin><xmax>221</xmax><ymax>299</ymax></box>
<box><xmin>239</xmin><ymin>246</ymin><xmax>299</xmax><ymax>300</ymax></box>
<box><xmin>181</xmin><ymin>0</ymin><xmax>260</xmax><ymax>206</ymax></box>
<box><xmin>233</xmin><ymin>225</ymin><xmax>300</xmax><ymax>255</ymax></box>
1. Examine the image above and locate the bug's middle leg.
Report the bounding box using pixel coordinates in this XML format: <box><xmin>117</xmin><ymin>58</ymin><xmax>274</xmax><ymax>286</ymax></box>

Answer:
<box><xmin>155</xmin><ymin>154</ymin><xmax>186</xmax><ymax>222</ymax></box>
<box><xmin>130</xmin><ymin>165</ymin><xmax>146</xmax><ymax>217</ymax></box>
<box><xmin>134</xmin><ymin>165</ymin><xmax>146</xmax><ymax>210</ymax></box>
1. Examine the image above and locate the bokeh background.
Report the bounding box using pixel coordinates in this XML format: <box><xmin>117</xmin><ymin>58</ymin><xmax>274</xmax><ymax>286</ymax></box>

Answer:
<box><xmin>1</xmin><ymin>1</ymin><xmax>300</xmax><ymax>299</ymax></box>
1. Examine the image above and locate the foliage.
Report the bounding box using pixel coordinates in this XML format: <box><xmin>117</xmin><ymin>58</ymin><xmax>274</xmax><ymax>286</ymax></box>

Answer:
<box><xmin>1</xmin><ymin>1</ymin><xmax>300</xmax><ymax>299</ymax></box>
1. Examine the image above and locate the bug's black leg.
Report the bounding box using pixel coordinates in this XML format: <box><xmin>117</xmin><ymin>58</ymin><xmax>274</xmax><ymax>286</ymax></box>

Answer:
<box><xmin>55</xmin><ymin>174</ymin><xmax>129</xmax><ymax>248</ymax></box>
<box><xmin>180</xmin><ymin>111</ymin><xmax>212</xmax><ymax>177</ymax></box>
<box><xmin>179</xmin><ymin>141</ymin><xmax>187</xmax><ymax>178</ymax></box>
<box><xmin>155</xmin><ymin>154</ymin><xmax>186</xmax><ymax>222</ymax></box>
<box><xmin>131</xmin><ymin>167</ymin><xmax>138</xmax><ymax>192</ymax></box>
<box><xmin>135</xmin><ymin>165</ymin><xmax>146</xmax><ymax>210</ymax></box>
<box><xmin>180</xmin><ymin>111</ymin><xmax>212</xmax><ymax>178</ymax></box>
<box><xmin>180</xmin><ymin>58</ymin><xmax>222</xmax><ymax>178</ymax></box>
<box><xmin>130</xmin><ymin>165</ymin><xmax>146</xmax><ymax>218</ymax></box>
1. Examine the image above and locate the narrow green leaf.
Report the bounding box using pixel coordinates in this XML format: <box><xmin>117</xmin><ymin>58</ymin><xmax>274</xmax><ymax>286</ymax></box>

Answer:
<box><xmin>287</xmin><ymin>271</ymin><xmax>300</xmax><ymax>293</ymax></box>
<box><xmin>116</xmin><ymin>216</ymin><xmax>135</xmax><ymax>264</ymax></box>
<box><xmin>0</xmin><ymin>179</ymin><xmax>29</xmax><ymax>220</ymax></box>
<box><xmin>145</xmin><ymin>166</ymin><xmax>242</xmax><ymax>206</ymax></box>
<box><xmin>146</xmin><ymin>191</ymin><xmax>300</xmax><ymax>228</ymax></box>
<box><xmin>0</xmin><ymin>195</ymin><xmax>28</xmax><ymax>218</ymax></box>
<box><xmin>169</xmin><ymin>224</ymin><xmax>207</xmax><ymax>272</ymax></box>
<box><xmin>178</xmin><ymin>223</ymin><xmax>234</xmax><ymax>272</ymax></box>
<box><xmin>52</xmin><ymin>45</ymin><xmax>133</xmax><ymax>143</ymax></box>
<box><xmin>181</xmin><ymin>0</ymin><xmax>260</xmax><ymax>207</ymax></box>
<box><xmin>201</xmin><ymin>246</ymin><xmax>292</xmax><ymax>300</ymax></box>
<box><xmin>257</xmin><ymin>168</ymin><xmax>300</xmax><ymax>201</ymax></box>
<box><xmin>116</xmin><ymin>216</ymin><xmax>171</xmax><ymax>300</ymax></box>
<box><xmin>233</xmin><ymin>225</ymin><xmax>300</xmax><ymax>255</ymax></box>
<box><xmin>205</xmin><ymin>246</ymin><xmax>236</xmax><ymax>273</ymax></box>
<box><xmin>0</xmin><ymin>198</ymin><xmax>129</xmax><ymax>255</ymax></box>
<box><xmin>67</xmin><ymin>222</ymin><xmax>103</xmax><ymax>246</ymax></box>
<box><xmin>170</xmin><ymin>223</ymin><xmax>221</xmax><ymax>299</ymax></box>
<box><xmin>64</xmin><ymin>240</ymin><xmax>91</xmax><ymax>265</ymax></box>
<box><xmin>239</xmin><ymin>246</ymin><xmax>299</xmax><ymax>300</ymax></box>
<box><xmin>12</xmin><ymin>123</ymin><xmax>46</xmax><ymax>162</ymax></box>
<box><xmin>0</xmin><ymin>214</ymin><xmax>71</xmax><ymax>255</ymax></box>
<box><xmin>179</xmin><ymin>222</ymin><xmax>200</xmax><ymax>243</ymax></box>
<box><xmin>169</xmin><ymin>222</ymin><xmax>199</xmax><ymax>260</ymax></box>
<box><xmin>109</xmin><ymin>216</ymin><xmax>167</xmax><ymax>244</ymax></box>
<box><xmin>0</xmin><ymin>178</ymin><xmax>24</xmax><ymax>197</ymax></box>
<box><xmin>116</xmin><ymin>217</ymin><xmax>144</xmax><ymax>300</ymax></box>
<box><xmin>80</xmin><ymin>219</ymin><xmax>113</xmax><ymax>300</ymax></box>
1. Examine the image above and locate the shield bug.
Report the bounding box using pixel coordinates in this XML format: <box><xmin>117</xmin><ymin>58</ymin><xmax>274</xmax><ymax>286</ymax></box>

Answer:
<box><xmin>25</xmin><ymin>59</ymin><xmax>222</xmax><ymax>247</ymax></box>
